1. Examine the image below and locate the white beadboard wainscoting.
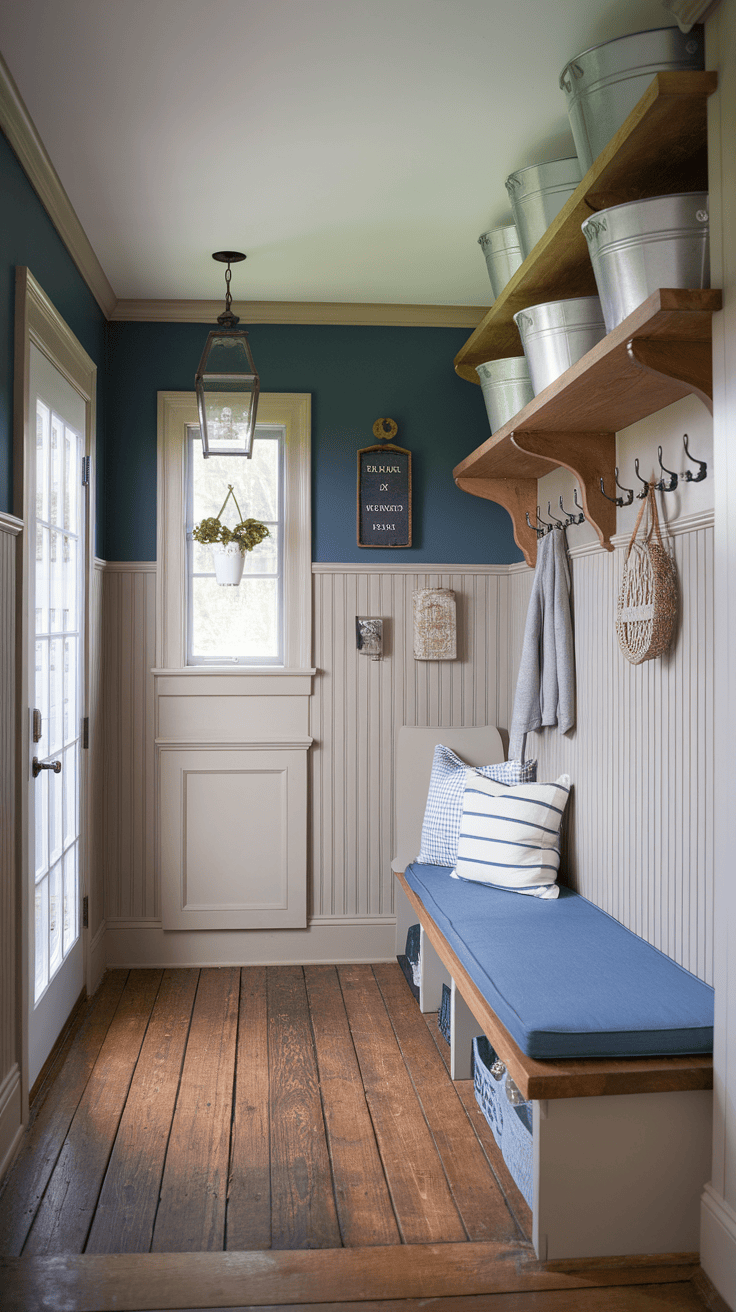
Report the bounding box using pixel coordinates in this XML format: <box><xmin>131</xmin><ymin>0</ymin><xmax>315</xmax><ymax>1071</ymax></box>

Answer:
<box><xmin>99</xmin><ymin>533</ymin><xmax>713</xmax><ymax>979</ymax></box>
<box><xmin>101</xmin><ymin>562</ymin><xmax>513</xmax><ymax>965</ymax></box>
<box><xmin>510</xmin><ymin>513</ymin><xmax>715</xmax><ymax>986</ymax></box>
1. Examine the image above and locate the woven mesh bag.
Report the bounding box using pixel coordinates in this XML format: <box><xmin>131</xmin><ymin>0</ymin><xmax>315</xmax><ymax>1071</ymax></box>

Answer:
<box><xmin>616</xmin><ymin>485</ymin><xmax>678</xmax><ymax>665</ymax></box>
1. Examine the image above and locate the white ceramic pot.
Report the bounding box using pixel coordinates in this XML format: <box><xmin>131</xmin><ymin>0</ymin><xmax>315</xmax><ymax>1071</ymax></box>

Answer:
<box><xmin>212</xmin><ymin>542</ymin><xmax>245</xmax><ymax>586</ymax></box>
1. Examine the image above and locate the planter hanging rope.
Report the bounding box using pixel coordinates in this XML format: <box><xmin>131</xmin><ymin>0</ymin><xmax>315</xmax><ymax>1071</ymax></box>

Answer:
<box><xmin>191</xmin><ymin>483</ymin><xmax>270</xmax><ymax>587</ymax></box>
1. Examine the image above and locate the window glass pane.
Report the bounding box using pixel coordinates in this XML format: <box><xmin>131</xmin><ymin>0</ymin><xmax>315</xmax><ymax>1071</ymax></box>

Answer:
<box><xmin>188</xmin><ymin>426</ymin><xmax>282</xmax><ymax>663</ymax></box>
<box><xmin>36</xmin><ymin>526</ymin><xmax>49</xmax><ymax>634</ymax></box>
<box><xmin>49</xmin><ymin>530</ymin><xmax>63</xmax><ymax>633</ymax></box>
<box><xmin>63</xmin><ymin>846</ymin><xmax>77</xmax><ymax>955</ymax></box>
<box><xmin>35</xmin><ymin>878</ymin><xmax>49</xmax><ymax>1003</ymax></box>
<box><xmin>49</xmin><ymin>862</ymin><xmax>62</xmax><ymax>977</ymax></box>
<box><xmin>36</xmin><ymin>401</ymin><xmax>49</xmax><ymax>523</ymax></box>
<box><xmin>64</xmin><ymin>425</ymin><xmax>79</xmax><ymax>532</ymax></box>
<box><xmin>35</xmin><ymin>639</ymin><xmax>48</xmax><ymax>753</ymax></box>
<box><xmin>35</xmin><ymin>767</ymin><xmax>48</xmax><ymax>883</ymax></box>
<box><xmin>191</xmin><ymin>577</ymin><xmax>278</xmax><ymax>660</ymax></box>
<box><xmin>50</xmin><ymin>414</ymin><xmax>63</xmax><ymax>527</ymax></box>
<box><xmin>63</xmin><ymin>535</ymin><xmax>77</xmax><ymax>632</ymax></box>
<box><xmin>64</xmin><ymin>742</ymin><xmax>78</xmax><ymax>848</ymax></box>
<box><xmin>49</xmin><ymin>637</ymin><xmax>63</xmax><ymax>754</ymax></box>
<box><xmin>48</xmin><ymin>762</ymin><xmax>63</xmax><ymax>869</ymax></box>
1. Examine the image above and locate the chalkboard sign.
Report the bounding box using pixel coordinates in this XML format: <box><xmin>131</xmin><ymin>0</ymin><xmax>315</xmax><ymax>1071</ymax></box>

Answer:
<box><xmin>357</xmin><ymin>443</ymin><xmax>412</xmax><ymax>548</ymax></box>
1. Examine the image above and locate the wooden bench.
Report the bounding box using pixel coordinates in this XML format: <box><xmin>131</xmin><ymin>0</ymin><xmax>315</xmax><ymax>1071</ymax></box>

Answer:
<box><xmin>392</xmin><ymin>726</ymin><xmax>713</xmax><ymax>1262</ymax></box>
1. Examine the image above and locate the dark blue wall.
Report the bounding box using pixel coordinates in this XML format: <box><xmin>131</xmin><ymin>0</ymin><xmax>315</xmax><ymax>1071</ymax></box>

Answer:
<box><xmin>103</xmin><ymin>320</ymin><xmax>521</xmax><ymax>564</ymax></box>
<box><xmin>0</xmin><ymin>131</ymin><xmax>106</xmax><ymax>526</ymax></box>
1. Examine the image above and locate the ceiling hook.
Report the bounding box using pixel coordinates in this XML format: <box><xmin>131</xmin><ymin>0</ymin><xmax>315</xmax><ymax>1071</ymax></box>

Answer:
<box><xmin>682</xmin><ymin>433</ymin><xmax>708</xmax><ymax>483</ymax></box>
<box><xmin>655</xmin><ymin>445</ymin><xmax>678</xmax><ymax>492</ymax></box>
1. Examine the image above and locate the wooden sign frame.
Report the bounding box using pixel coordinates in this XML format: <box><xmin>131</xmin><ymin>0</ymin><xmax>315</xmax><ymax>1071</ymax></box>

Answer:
<box><xmin>356</xmin><ymin>442</ymin><xmax>412</xmax><ymax>548</ymax></box>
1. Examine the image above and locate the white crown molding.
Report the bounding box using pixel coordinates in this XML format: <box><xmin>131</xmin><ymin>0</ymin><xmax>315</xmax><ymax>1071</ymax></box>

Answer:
<box><xmin>0</xmin><ymin>53</ymin><xmax>116</xmax><ymax>319</ymax></box>
<box><xmin>312</xmin><ymin>561</ymin><xmax>517</xmax><ymax>574</ymax></box>
<box><xmin>0</xmin><ymin>511</ymin><xmax>23</xmax><ymax>536</ymax></box>
<box><xmin>110</xmin><ymin>298</ymin><xmax>488</xmax><ymax>329</ymax></box>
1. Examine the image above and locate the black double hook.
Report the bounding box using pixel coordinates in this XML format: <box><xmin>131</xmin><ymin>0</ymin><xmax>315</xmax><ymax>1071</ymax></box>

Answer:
<box><xmin>600</xmin><ymin>468</ymin><xmax>634</xmax><ymax>507</ymax></box>
<box><xmin>682</xmin><ymin>433</ymin><xmax>707</xmax><ymax>483</ymax></box>
<box><xmin>655</xmin><ymin>446</ymin><xmax>678</xmax><ymax>493</ymax></box>
<box><xmin>559</xmin><ymin>489</ymin><xmax>585</xmax><ymax>525</ymax></box>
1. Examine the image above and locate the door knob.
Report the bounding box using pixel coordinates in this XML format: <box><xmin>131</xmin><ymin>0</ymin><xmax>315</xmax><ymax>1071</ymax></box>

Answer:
<box><xmin>32</xmin><ymin>757</ymin><xmax>61</xmax><ymax>778</ymax></box>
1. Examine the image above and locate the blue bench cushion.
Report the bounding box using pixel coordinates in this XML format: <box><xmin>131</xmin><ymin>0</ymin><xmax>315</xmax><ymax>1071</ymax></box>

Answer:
<box><xmin>404</xmin><ymin>862</ymin><xmax>714</xmax><ymax>1060</ymax></box>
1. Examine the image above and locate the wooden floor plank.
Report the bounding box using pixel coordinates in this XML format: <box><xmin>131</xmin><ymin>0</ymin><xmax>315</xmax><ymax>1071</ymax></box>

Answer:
<box><xmin>151</xmin><ymin>967</ymin><xmax>240</xmax><ymax>1254</ymax></box>
<box><xmin>0</xmin><ymin>970</ymin><xmax>129</xmax><ymax>1256</ymax></box>
<box><xmin>226</xmin><ymin>967</ymin><xmax>272</xmax><ymax>1252</ymax></box>
<box><xmin>112</xmin><ymin>1289</ymin><xmax>711</xmax><ymax>1312</ymax></box>
<box><xmin>374</xmin><ymin>962</ymin><xmax>524</xmax><ymax>1245</ymax></box>
<box><xmin>267</xmin><ymin>966</ymin><xmax>342</xmax><ymax>1251</ymax></box>
<box><xmin>0</xmin><ymin>1246</ymin><xmax>700</xmax><ymax>1312</ymax></box>
<box><xmin>338</xmin><ymin>965</ymin><xmax>467</xmax><ymax>1246</ymax></box>
<box><xmin>304</xmin><ymin>966</ymin><xmax>401</xmax><ymax>1248</ymax></box>
<box><xmin>22</xmin><ymin>971</ymin><xmax>163</xmax><ymax>1256</ymax></box>
<box><xmin>85</xmin><ymin>970</ymin><xmax>199</xmax><ymax>1254</ymax></box>
<box><xmin>423</xmin><ymin>1011</ymin><xmax>532</xmax><ymax>1239</ymax></box>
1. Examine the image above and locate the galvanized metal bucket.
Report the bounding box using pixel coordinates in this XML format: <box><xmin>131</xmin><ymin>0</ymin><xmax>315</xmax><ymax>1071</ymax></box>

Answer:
<box><xmin>513</xmin><ymin>297</ymin><xmax>606</xmax><ymax>394</ymax></box>
<box><xmin>476</xmin><ymin>357</ymin><xmax>534</xmax><ymax>432</ymax></box>
<box><xmin>478</xmin><ymin>224</ymin><xmax>523</xmax><ymax>299</ymax></box>
<box><xmin>582</xmin><ymin>192</ymin><xmax>709</xmax><ymax>332</ymax></box>
<box><xmin>505</xmin><ymin>158</ymin><xmax>582</xmax><ymax>259</ymax></box>
<box><xmin>559</xmin><ymin>25</ymin><xmax>704</xmax><ymax>174</ymax></box>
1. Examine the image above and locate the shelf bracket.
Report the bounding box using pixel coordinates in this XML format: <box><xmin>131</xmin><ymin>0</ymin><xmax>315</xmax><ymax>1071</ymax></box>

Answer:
<box><xmin>626</xmin><ymin>338</ymin><xmax>713</xmax><ymax>414</ymax></box>
<box><xmin>455</xmin><ymin>476</ymin><xmax>539</xmax><ymax>568</ymax></box>
<box><xmin>510</xmin><ymin>431</ymin><xmax>617</xmax><ymax>552</ymax></box>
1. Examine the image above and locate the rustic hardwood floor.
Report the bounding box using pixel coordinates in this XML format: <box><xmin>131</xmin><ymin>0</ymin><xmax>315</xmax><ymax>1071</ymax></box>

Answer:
<box><xmin>0</xmin><ymin>964</ymin><xmax>723</xmax><ymax>1312</ymax></box>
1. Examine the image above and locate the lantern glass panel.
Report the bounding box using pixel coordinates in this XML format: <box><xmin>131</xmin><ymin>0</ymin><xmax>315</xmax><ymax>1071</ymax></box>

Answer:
<box><xmin>197</xmin><ymin>331</ymin><xmax>259</xmax><ymax>457</ymax></box>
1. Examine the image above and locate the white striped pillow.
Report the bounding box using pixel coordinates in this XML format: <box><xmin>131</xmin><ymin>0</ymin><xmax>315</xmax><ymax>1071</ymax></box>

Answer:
<box><xmin>452</xmin><ymin>771</ymin><xmax>571</xmax><ymax>899</ymax></box>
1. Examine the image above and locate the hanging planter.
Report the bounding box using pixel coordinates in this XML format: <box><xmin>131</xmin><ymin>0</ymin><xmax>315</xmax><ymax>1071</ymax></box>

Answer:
<box><xmin>191</xmin><ymin>484</ymin><xmax>269</xmax><ymax>587</ymax></box>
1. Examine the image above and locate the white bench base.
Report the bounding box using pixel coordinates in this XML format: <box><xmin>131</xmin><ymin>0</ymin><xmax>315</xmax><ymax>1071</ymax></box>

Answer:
<box><xmin>397</xmin><ymin>882</ymin><xmax>713</xmax><ymax>1261</ymax></box>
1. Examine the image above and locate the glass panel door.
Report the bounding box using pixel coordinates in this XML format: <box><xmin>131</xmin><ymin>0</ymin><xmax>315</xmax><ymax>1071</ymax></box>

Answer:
<box><xmin>28</xmin><ymin>344</ymin><xmax>86</xmax><ymax>1088</ymax></box>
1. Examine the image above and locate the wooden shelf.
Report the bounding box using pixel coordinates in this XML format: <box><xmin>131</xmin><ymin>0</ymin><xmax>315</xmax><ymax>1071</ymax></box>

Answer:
<box><xmin>454</xmin><ymin>71</ymin><xmax>717</xmax><ymax>383</ymax></box>
<box><xmin>453</xmin><ymin>289</ymin><xmax>722</xmax><ymax>566</ymax></box>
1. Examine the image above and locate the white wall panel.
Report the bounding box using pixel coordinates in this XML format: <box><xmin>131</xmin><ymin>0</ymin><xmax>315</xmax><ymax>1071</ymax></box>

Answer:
<box><xmin>508</xmin><ymin>525</ymin><xmax>714</xmax><ymax>984</ymax></box>
<box><xmin>102</xmin><ymin>563</ymin><xmax>156</xmax><ymax>923</ymax></box>
<box><xmin>310</xmin><ymin>566</ymin><xmax>510</xmax><ymax>922</ymax></box>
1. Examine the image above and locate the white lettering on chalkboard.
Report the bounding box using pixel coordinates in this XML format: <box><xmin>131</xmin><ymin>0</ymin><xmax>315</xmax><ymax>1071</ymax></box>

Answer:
<box><xmin>364</xmin><ymin>505</ymin><xmax>403</xmax><ymax>512</ymax></box>
<box><xmin>373</xmin><ymin>524</ymin><xmax>396</xmax><ymax>531</ymax></box>
<box><xmin>366</xmin><ymin>465</ymin><xmax>401</xmax><ymax>473</ymax></box>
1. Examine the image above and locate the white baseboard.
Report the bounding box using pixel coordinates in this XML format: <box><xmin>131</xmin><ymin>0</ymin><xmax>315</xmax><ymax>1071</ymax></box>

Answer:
<box><xmin>87</xmin><ymin>919</ymin><xmax>107</xmax><ymax>995</ymax></box>
<box><xmin>104</xmin><ymin>919</ymin><xmax>397</xmax><ymax>968</ymax></box>
<box><xmin>701</xmin><ymin>1184</ymin><xmax>736</xmax><ymax>1310</ymax></box>
<box><xmin>0</xmin><ymin>1065</ymin><xmax>23</xmax><ymax>1183</ymax></box>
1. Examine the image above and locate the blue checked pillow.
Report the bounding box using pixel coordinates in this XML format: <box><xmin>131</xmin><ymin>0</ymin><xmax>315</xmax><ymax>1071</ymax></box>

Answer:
<box><xmin>417</xmin><ymin>745</ymin><xmax>537</xmax><ymax>868</ymax></box>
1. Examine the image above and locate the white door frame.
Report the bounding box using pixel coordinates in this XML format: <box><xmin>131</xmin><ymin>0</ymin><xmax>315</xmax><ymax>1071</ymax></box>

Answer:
<box><xmin>13</xmin><ymin>268</ymin><xmax>97</xmax><ymax>1116</ymax></box>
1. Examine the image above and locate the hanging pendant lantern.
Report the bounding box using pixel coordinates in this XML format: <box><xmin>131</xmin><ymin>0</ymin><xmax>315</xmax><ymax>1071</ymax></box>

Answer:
<box><xmin>195</xmin><ymin>251</ymin><xmax>260</xmax><ymax>458</ymax></box>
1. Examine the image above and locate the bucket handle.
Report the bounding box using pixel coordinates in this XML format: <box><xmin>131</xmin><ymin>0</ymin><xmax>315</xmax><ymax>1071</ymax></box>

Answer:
<box><xmin>583</xmin><ymin>216</ymin><xmax>607</xmax><ymax>245</ymax></box>
<box><xmin>559</xmin><ymin>61</ymin><xmax>584</xmax><ymax>92</ymax></box>
<box><xmin>516</xmin><ymin>311</ymin><xmax>534</xmax><ymax>332</ymax></box>
<box><xmin>505</xmin><ymin>173</ymin><xmax>523</xmax><ymax>194</ymax></box>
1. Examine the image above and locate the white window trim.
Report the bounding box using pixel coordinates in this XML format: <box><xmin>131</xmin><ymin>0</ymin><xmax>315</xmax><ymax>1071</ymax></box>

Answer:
<box><xmin>156</xmin><ymin>392</ymin><xmax>312</xmax><ymax>672</ymax></box>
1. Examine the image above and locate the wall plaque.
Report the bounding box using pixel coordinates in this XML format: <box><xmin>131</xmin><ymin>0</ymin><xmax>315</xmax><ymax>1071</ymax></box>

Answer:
<box><xmin>357</xmin><ymin>418</ymin><xmax>412</xmax><ymax>548</ymax></box>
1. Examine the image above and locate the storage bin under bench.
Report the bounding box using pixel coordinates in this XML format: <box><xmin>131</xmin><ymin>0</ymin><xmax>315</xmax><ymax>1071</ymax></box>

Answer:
<box><xmin>395</xmin><ymin>862</ymin><xmax>714</xmax><ymax>1262</ymax></box>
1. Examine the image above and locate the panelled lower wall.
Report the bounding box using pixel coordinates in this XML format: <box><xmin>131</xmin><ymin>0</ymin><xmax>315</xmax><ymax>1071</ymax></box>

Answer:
<box><xmin>509</xmin><ymin>514</ymin><xmax>715</xmax><ymax>987</ymax></box>
<box><xmin>102</xmin><ymin>563</ymin><xmax>513</xmax><ymax>965</ymax></box>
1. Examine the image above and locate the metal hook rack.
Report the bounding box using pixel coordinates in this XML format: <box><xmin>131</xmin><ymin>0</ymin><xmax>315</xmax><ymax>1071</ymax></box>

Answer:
<box><xmin>527</xmin><ymin>494</ymin><xmax>586</xmax><ymax>538</ymax></box>
<box><xmin>600</xmin><ymin>468</ymin><xmax>634</xmax><ymax>507</ymax></box>
<box><xmin>682</xmin><ymin>433</ymin><xmax>708</xmax><ymax>483</ymax></box>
